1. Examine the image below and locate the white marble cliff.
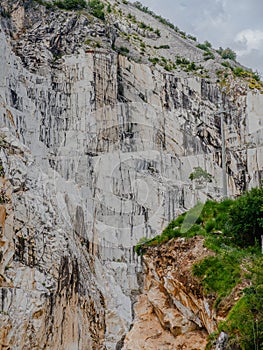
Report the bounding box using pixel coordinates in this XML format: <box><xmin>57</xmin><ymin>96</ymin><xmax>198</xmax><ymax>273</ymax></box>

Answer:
<box><xmin>0</xmin><ymin>0</ymin><xmax>262</xmax><ymax>348</ymax></box>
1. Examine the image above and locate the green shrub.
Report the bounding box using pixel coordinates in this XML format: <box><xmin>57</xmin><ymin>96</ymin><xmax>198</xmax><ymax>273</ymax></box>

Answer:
<box><xmin>218</xmin><ymin>47</ymin><xmax>236</xmax><ymax>61</ymax></box>
<box><xmin>134</xmin><ymin>236</ymin><xmax>149</xmax><ymax>255</ymax></box>
<box><xmin>219</xmin><ymin>257</ymin><xmax>263</xmax><ymax>349</ymax></box>
<box><xmin>226</xmin><ymin>185</ymin><xmax>263</xmax><ymax>247</ymax></box>
<box><xmin>88</xmin><ymin>0</ymin><xmax>105</xmax><ymax>20</ymax></box>
<box><xmin>205</xmin><ymin>219</ymin><xmax>215</xmax><ymax>233</ymax></box>
<box><xmin>135</xmin><ymin>185</ymin><xmax>263</xmax><ymax>348</ymax></box>
<box><xmin>117</xmin><ymin>46</ymin><xmax>129</xmax><ymax>55</ymax></box>
<box><xmin>221</xmin><ymin>61</ymin><xmax>233</xmax><ymax>70</ymax></box>
<box><xmin>148</xmin><ymin>57</ymin><xmax>159</xmax><ymax>65</ymax></box>
<box><xmin>0</xmin><ymin>8</ymin><xmax>11</xmax><ymax>17</ymax></box>
<box><xmin>137</xmin><ymin>22</ymin><xmax>155</xmax><ymax>33</ymax></box>
<box><xmin>252</xmin><ymin>71</ymin><xmax>261</xmax><ymax>81</ymax></box>
<box><xmin>196</xmin><ymin>41</ymin><xmax>212</xmax><ymax>52</ymax></box>
<box><xmin>196</xmin><ymin>43</ymin><xmax>208</xmax><ymax>51</ymax></box>
<box><xmin>135</xmin><ymin>185</ymin><xmax>263</xmax><ymax>255</ymax></box>
<box><xmin>164</xmin><ymin>64</ymin><xmax>173</xmax><ymax>72</ymax></box>
<box><xmin>187</xmin><ymin>34</ymin><xmax>197</xmax><ymax>41</ymax></box>
<box><xmin>107</xmin><ymin>4</ymin><xmax>111</xmax><ymax>12</ymax></box>
<box><xmin>178</xmin><ymin>30</ymin><xmax>186</xmax><ymax>38</ymax></box>
<box><xmin>187</xmin><ymin>62</ymin><xmax>197</xmax><ymax>71</ymax></box>
<box><xmin>233</xmin><ymin>67</ymin><xmax>261</xmax><ymax>83</ymax></box>
<box><xmin>54</xmin><ymin>0</ymin><xmax>87</xmax><ymax>10</ymax></box>
<box><xmin>196</xmin><ymin>41</ymin><xmax>216</xmax><ymax>60</ymax></box>
<box><xmin>233</xmin><ymin>66</ymin><xmax>245</xmax><ymax>77</ymax></box>
<box><xmin>203</xmin><ymin>51</ymin><xmax>215</xmax><ymax>60</ymax></box>
<box><xmin>189</xmin><ymin>166</ymin><xmax>213</xmax><ymax>182</ymax></box>
<box><xmin>204</xmin><ymin>40</ymin><xmax>212</xmax><ymax>48</ymax></box>
<box><xmin>154</xmin><ymin>45</ymin><xmax>170</xmax><ymax>49</ymax></box>
<box><xmin>184</xmin><ymin>223</ymin><xmax>205</xmax><ymax>237</ymax></box>
<box><xmin>127</xmin><ymin>13</ymin><xmax>136</xmax><ymax>21</ymax></box>
<box><xmin>0</xmin><ymin>163</ymin><xmax>4</xmax><ymax>177</ymax></box>
<box><xmin>155</xmin><ymin>29</ymin><xmax>161</xmax><ymax>37</ymax></box>
<box><xmin>33</xmin><ymin>0</ymin><xmax>54</xmax><ymax>7</ymax></box>
<box><xmin>139</xmin><ymin>21</ymin><xmax>147</xmax><ymax>29</ymax></box>
<box><xmin>176</xmin><ymin>57</ymin><xmax>190</xmax><ymax>66</ymax></box>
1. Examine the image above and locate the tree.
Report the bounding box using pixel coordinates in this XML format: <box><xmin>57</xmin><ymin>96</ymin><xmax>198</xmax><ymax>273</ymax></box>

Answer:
<box><xmin>204</xmin><ymin>40</ymin><xmax>212</xmax><ymax>48</ymax></box>
<box><xmin>226</xmin><ymin>185</ymin><xmax>263</xmax><ymax>247</ymax></box>
<box><xmin>189</xmin><ymin>166</ymin><xmax>213</xmax><ymax>182</ymax></box>
<box><xmin>219</xmin><ymin>47</ymin><xmax>236</xmax><ymax>61</ymax></box>
<box><xmin>88</xmin><ymin>0</ymin><xmax>105</xmax><ymax>20</ymax></box>
<box><xmin>55</xmin><ymin>0</ymin><xmax>87</xmax><ymax>10</ymax></box>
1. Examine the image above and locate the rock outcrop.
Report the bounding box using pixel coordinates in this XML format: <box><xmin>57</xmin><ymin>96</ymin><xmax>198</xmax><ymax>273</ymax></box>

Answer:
<box><xmin>123</xmin><ymin>237</ymin><xmax>215</xmax><ymax>349</ymax></box>
<box><xmin>0</xmin><ymin>0</ymin><xmax>263</xmax><ymax>348</ymax></box>
<box><xmin>0</xmin><ymin>130</ymin><xmax>109</xmax><ymax>349</ymax></box>
<box><xmin>123</xmin><ymin>235</ymin><xmax>251</xmax><ymax>349</ymax></box>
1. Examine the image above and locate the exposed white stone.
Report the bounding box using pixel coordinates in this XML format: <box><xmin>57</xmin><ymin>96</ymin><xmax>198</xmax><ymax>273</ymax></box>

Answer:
<box><xmin>0</xmin><ymin>2</ymin><xmax>263</xmax><ymax>348</ymax></box>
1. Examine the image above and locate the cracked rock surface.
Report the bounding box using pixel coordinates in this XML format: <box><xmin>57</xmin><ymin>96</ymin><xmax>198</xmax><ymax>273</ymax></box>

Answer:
<box><xmin>0</xmin><ymin>0</ymin><xmax>263</xmax><ymax>348</ymax></box>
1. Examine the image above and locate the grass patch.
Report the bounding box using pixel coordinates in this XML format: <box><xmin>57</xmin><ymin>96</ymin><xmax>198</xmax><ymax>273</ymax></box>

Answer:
<box><xmin>135</xmin><ymin>198</ymin><xmax>234</xmax><ymax>254</ymax></box>
<box><xmin>135</xmin><ymin>189</ymin><xmax>263</xmax><ymax>254</ymax></box>
<box><xmin>192</xmin><ymin>253</ymin><xmax>241</xmax><ymax>301</ymax></box>
<box><xmin>135</xmin><ymin>185</ymin><xmax>263</xmax><ymax>348</ymax></box>
<box><xmin>211</xmin><ymin>256</ymin><xmax>263</xmax><ymax>349</ymax></box>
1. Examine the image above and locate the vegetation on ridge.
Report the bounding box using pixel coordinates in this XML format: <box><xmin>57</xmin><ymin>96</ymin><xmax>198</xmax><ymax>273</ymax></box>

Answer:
<box><xmin>133</xmin><ymin>1</ymin><xmax>181</xmax><ymax>33</ymax></box>
<box><xmin>53</xmin><ymin>0</ymin><xmax>87</xmax><ymax>10</ymax></box>
<box><xmin>135</xmin><ymin>183</ymin><xmax>263</xmax><ymax>257</ymax></box>
<box><xmin>217</xmin><ymin>46</ymin><xmax>237</xmax><ymax>61</ymax></box>
<box><xmin>135</xmin><ymin>185</ymin><xmax>263</xmax><ymax>349</ymax></box>
<box><xmin>217</xmin><ymin>64</ymin><xmax>263</xmax><ymax>93</ymax></box>
<box><xmin>28</xmin><ymin>0</ymin><xmax>261</xmax><ymax>86</ymax></box>
<box><xmin>33</xmin><ymin>0</ymin><xmax>106</xmax><ymax>19</ymax></box>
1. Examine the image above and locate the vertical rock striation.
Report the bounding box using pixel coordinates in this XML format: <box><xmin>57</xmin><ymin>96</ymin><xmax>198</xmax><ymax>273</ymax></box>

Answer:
<box><xmin>0</xmin><ymin>0</ymin><xmax>263</xmax><ymax>348</ymax></box>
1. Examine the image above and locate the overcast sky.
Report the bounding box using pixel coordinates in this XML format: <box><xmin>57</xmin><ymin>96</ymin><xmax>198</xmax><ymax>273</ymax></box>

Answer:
<box><xmin>131</xmin><ymin>0</ymin><xmax>263</xmax><ymax>76</ymax></box>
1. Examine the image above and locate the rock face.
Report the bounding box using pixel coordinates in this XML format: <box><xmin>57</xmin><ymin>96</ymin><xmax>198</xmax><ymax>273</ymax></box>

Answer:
<box><xmin>0</xmin><ymin>131</ymin><xmax>108</xmax><ymax>350</ymax></box>
<box><xmin>0</xmin><ymin>0</ymin><xmax>263</xmax><ymax>348</ymax></box>
<box><xmin>123</xmin><ymin>237</ymin><xmax>215</xmax><ymax>350</ymax></box>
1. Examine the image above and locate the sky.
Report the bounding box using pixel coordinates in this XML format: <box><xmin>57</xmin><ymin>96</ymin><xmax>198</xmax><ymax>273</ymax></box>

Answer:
<box><xmin>131</xmin><ymin>0</ymin><xmax>263</xmax><ymax>76</ymax></box>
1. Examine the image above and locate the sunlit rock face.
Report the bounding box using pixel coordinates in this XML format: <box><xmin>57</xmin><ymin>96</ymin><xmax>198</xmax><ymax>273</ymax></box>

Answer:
<box><xmin>123</xmin><ymin>237</ymin><xmax>214</xmax><ymax>350</ymax></box>
<box><xmin>0</xmin><ymin>0</ymin><xmax>263</xmax><ymax>348</ymax></box>
<box><xmin>123</xmin><ymin>236</ymin><xmax>250</xmax><ymax>350</ymax></box>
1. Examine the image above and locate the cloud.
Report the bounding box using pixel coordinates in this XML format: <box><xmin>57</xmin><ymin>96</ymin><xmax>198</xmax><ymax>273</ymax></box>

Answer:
<box><xmin>235</xmin><ymin>29</ymin><xmax>263</xmax><ymax>56</ymax></box>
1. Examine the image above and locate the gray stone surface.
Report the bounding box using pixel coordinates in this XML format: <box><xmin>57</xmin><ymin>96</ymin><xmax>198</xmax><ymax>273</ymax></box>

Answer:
<box><xmin>0</xmin><ymin>1</ymin><xmax>263</xmax><ymax>348</ymax></box>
